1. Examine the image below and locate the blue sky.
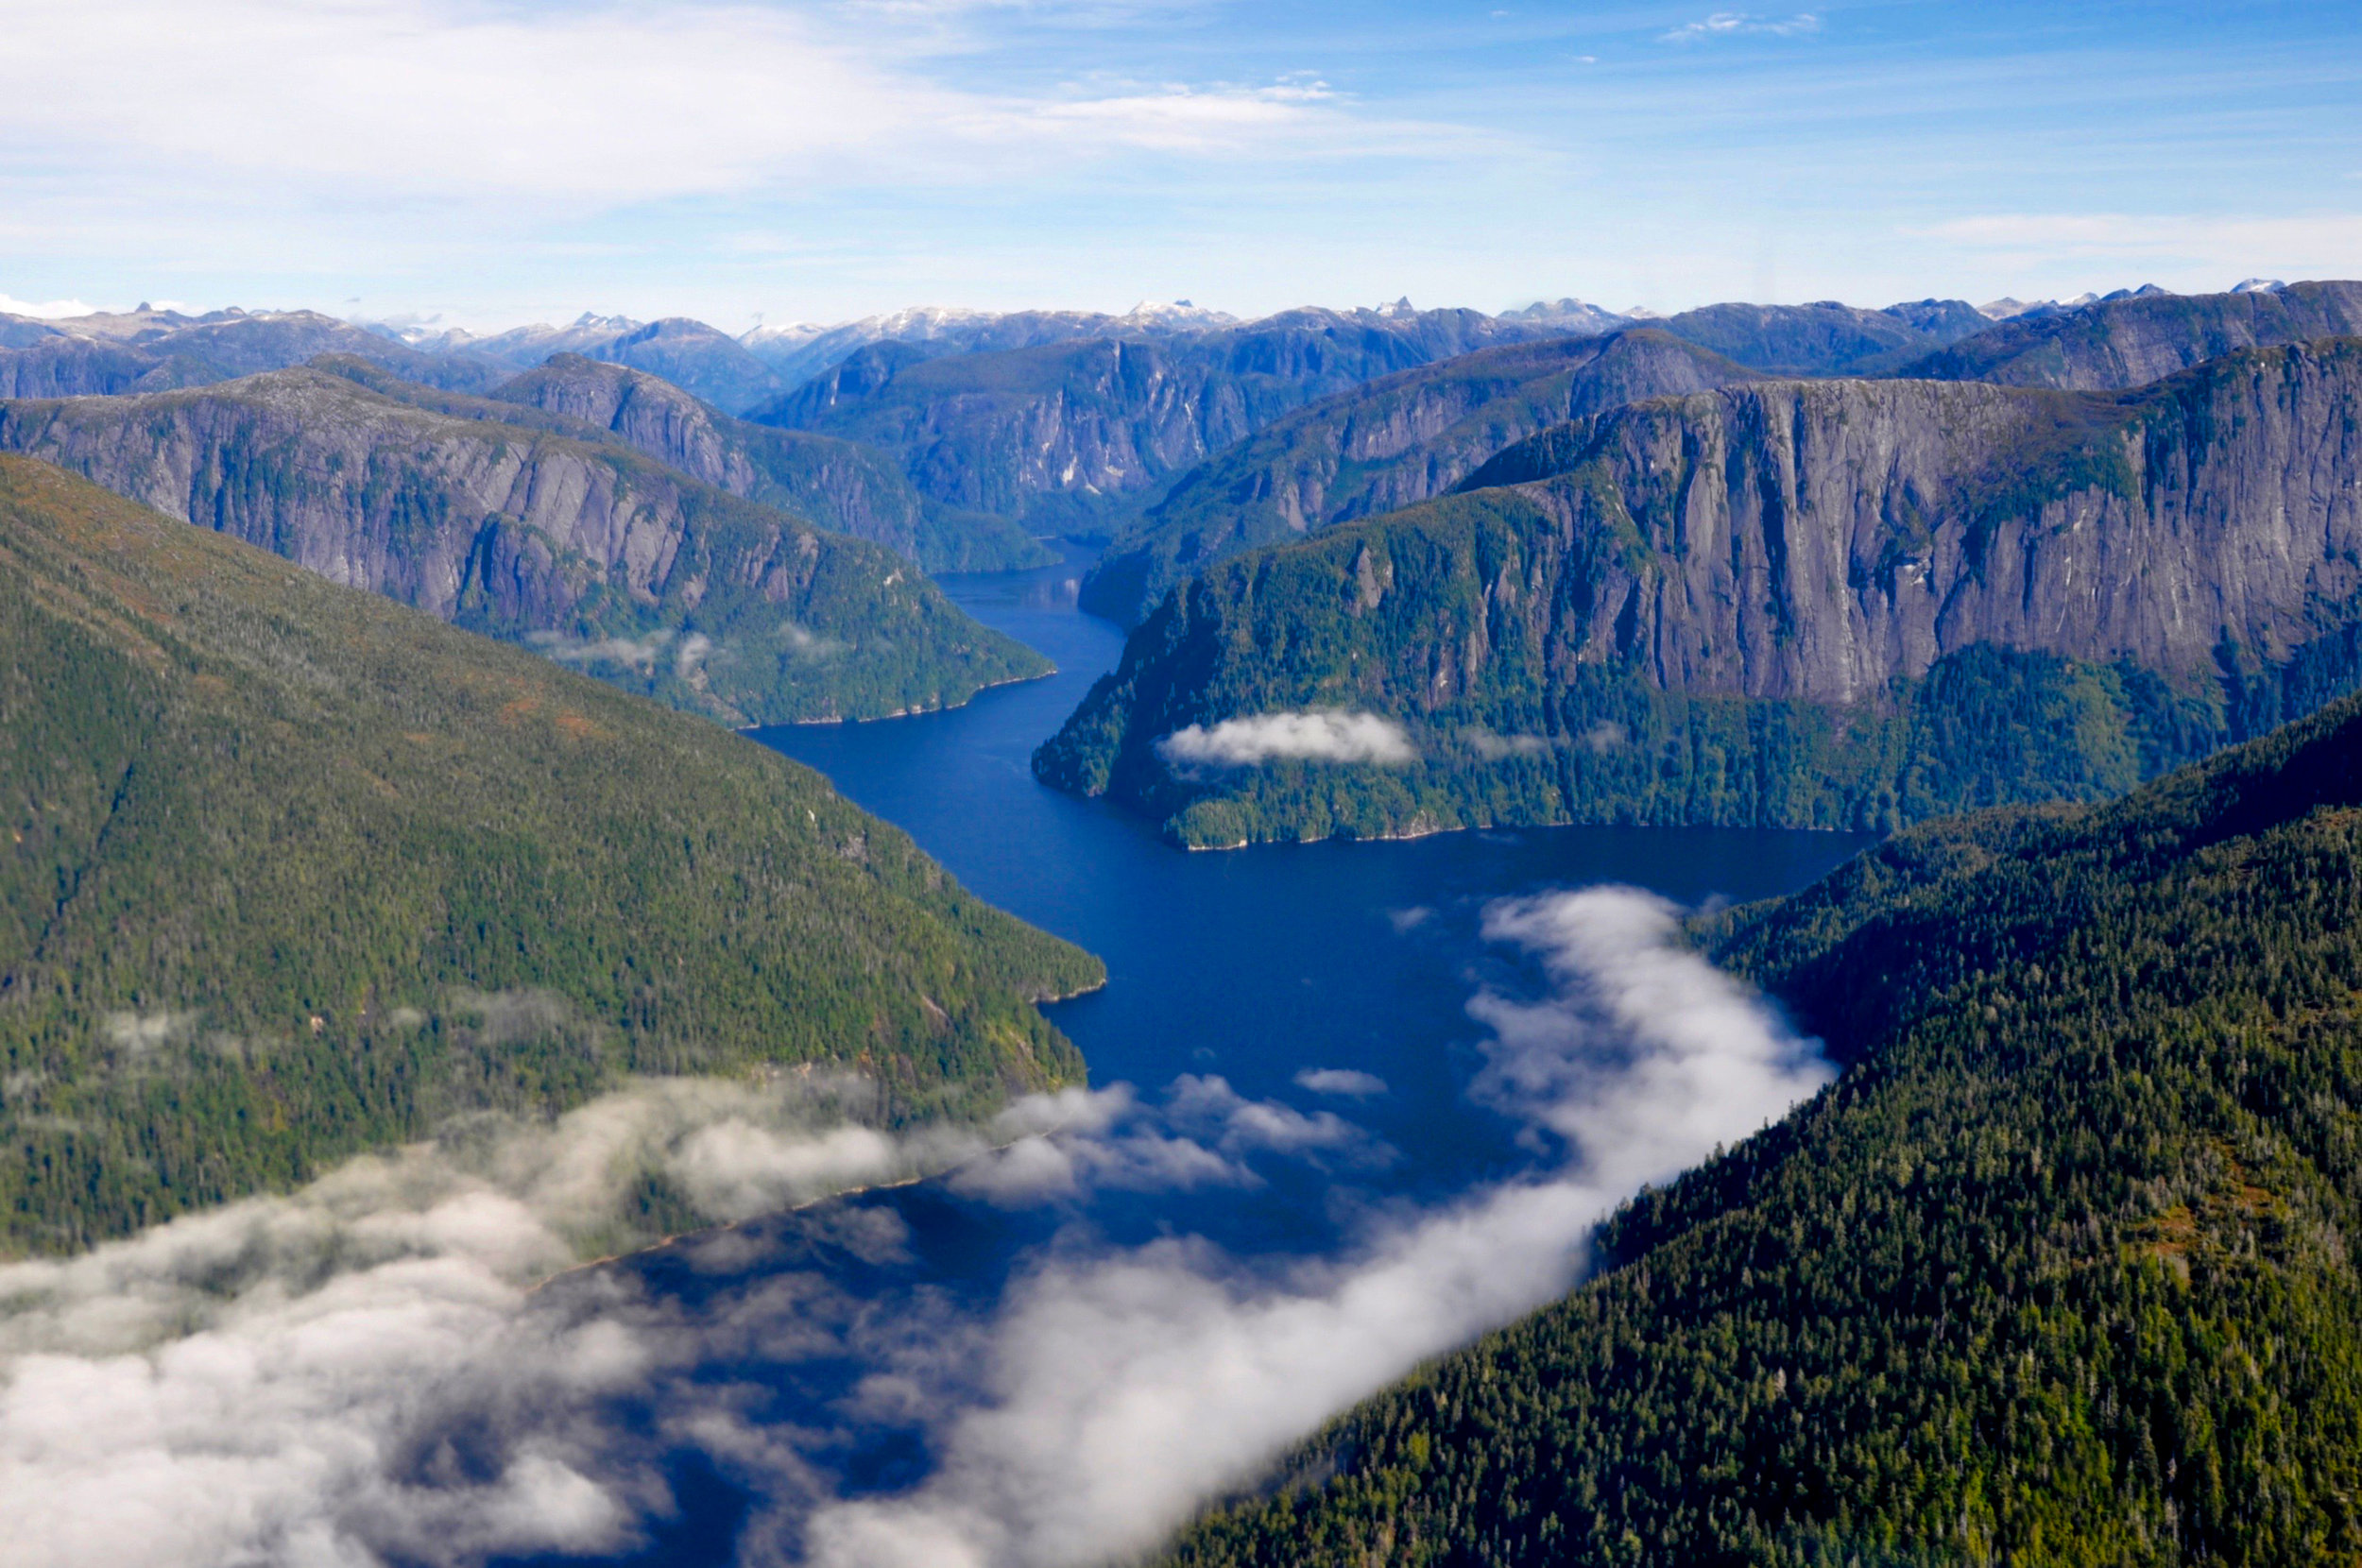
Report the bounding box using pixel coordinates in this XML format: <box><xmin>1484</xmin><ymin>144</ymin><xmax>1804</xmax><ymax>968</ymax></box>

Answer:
<box><xmin>0</xmin><ymin>0</ymin><xmax>2354</xmax><ymax>330</ymax></box>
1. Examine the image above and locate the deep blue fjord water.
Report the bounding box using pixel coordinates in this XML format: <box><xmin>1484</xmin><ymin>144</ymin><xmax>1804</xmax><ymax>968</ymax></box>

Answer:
<box><xmin>508</xmin><ymin>547</ymin><xmax>1873</xmax><ymax>1566</ymax></box>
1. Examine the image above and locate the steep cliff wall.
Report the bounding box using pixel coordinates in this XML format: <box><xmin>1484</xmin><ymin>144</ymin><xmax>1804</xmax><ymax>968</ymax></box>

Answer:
<box><xmin>1037</xmin><ymin>339</ymin><xmax>2362</xmax><ymax>844</ymax></box>
<box><xmin>1078</xmin><ymin>330</ymin><xmax>1760</xmax><ymax>624</ymax></box>
<box><xmin>0</xmin><ymin>369</ymin><xmax>1047</xmax><ymax>724</ymax></box>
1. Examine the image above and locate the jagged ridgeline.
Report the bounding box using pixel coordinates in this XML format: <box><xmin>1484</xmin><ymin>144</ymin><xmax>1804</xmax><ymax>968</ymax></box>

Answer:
<box><xmin>0</xmin><ymin>458</ymin><xmax>1102</xmax><ymax>1253</ymax></box>
<box><xmin>1165</xmin><ymin>690</ymin><xmax>2362</xmax><ymax>1568</ymax></box>
<box><xmin>1038</xmin><ymin>337</ymin><xmax>2362</xmax><ymax>847</ymax></box>
<box><xmin>0</xmin><ymin>366</ymin><xmax>1050</xmax><ymax>725</ymax></box>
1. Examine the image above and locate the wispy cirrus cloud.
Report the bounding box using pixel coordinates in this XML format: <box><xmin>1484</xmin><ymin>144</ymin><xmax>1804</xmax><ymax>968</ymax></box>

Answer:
<box><xmin>1661</xmin><ymin>10</ymin><xmax>1821</xmax><ymax>43</ymax></box>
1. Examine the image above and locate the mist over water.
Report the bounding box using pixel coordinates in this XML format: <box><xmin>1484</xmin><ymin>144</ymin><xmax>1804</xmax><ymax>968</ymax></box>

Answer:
<box><xmin>0</xmin><ymin>549</ymin><xmax>1873</xmax><ymax>1568</ymax></box>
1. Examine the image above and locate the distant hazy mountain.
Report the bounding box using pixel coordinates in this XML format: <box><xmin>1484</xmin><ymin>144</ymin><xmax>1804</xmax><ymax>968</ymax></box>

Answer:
<box><xmin>490</xmin><ymin>353</ymin><xmax>1051</xmax><ymax>571</ymax></box>
<box><xmin>0</xmin><ymin>366</ymin><xmax>1048</xmax><ymax>724</ymax></box>
<box><xmin>1908</xmin><ymin>278</ymin><xmax>2362</xmax><ymax>389</ymax></box>
<box><xmin>1078</xmin><ymin>329</ymin><xmax>1760</xmax><ymax>625</ymax></box>
<box><xmin>1495</xmin><ymin>298</ymin><xmax>1632</xmax><ymax>334</ymax></box>
<box><xmin>1647</xmin><ymin>298</ymin><xmax>1993</xmax><ymax>376</ymax></box>
<box><xmin>744</xmin><ymin>306</ymin><xmax>1608</xmax><ymax>533</ymax></box>
<box><xmin>0</xmin><ymin>305</ymin><xmax>505</xmax><ymax>398</ymax></box>
<box><xmin>390</xmin><ymin>312</ymin><xmax>789</xmax><ymax>415</ymax></box>
<box><xmin>740</xmin><ymin>300</ymin><xmax>1245</xmax><ymax>389</ymax></box>
<box><xmin>1038</xmin><ymin>337</ymin><xmax>2362</xmax><ymax>847</ymax></box>
<box><xmin>0</xmin><ymin>454</ymin><xmax>1096</xmax><ymax>1249</ymax></box>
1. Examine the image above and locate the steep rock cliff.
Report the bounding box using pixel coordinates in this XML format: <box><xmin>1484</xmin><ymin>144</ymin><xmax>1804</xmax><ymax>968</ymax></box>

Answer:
<box><xmin>0</xmin><ymin>369</ymin><xmax>1048</xmax><ymax>724</ymax></box>
<box><xmin>1037</xmin><ymin>339</ymin><xmax>2362</xmax><ymax>844</ymax></box>
<box><xmin>1078</xmin><ymin>330</ymin><xmax>1760</xmax><ymax>624</ymax></box>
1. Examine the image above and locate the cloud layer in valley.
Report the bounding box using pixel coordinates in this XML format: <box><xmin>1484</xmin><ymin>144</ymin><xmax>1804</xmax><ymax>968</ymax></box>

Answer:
<box><xmin>1156</xmin><ymin>710</ymin><xmax>1415</xmax><ymax>770</ymax></box>
<box><xmin>0</xmin><ymin>887</ymin><xmax>1833</xmax><ymax>1568</ymax></box>
<box><xmin>797</xmin><ymin>886</ymin><xmax>1834</xmax><ymax>1567</ymax></box>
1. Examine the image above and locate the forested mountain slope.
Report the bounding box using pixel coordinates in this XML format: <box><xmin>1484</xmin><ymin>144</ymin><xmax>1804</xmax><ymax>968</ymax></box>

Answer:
<box><xmin>0</xmin><ymin>367</ymin><xmax>1048</xmax><ymax>724</ymax></box>
<box><xmin>493</xmin><ymin>354</ymin><xmax>1050</xmax><ymax>571</ymax></box>
<box><xmin>0</xmin><ymin>306</ymin><xmax>504</xmax><ymax>398</ymax></box>
<box><xmin>1077</xmin><ymin>331</ymin><xmax>1759</xmax><ymax>624</ymax></box>
<box><xmin>1165</xmin><ymin>689</ymin><xmax>2362</xmax><ymax>1568</ymax></box>
<box><xmin>745</xmin><ymin>307</ymin><xmax>1596</xmax><ymax>531</ymax></box>
<box><xmin>1907</xmin><ymin>279</ymin><xmax>2362</xmax><ymax>389</ymax></box>
<box><xmin>1037</xmin><ymin>338</ymin><xmax>2362</xmax><ymax>847</ymax></box>
<box><xmin>0</xmin><ymin>457</ymin><xmax>1101</xmax><ymax>1253</ymax></box>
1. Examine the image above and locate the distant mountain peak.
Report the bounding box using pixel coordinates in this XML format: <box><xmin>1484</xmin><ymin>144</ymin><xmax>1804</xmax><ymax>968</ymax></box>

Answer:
<box><xmin>2234</xmin><ymin>277</ymin><xmax>2288</xmax><ymax>294</ymax></box>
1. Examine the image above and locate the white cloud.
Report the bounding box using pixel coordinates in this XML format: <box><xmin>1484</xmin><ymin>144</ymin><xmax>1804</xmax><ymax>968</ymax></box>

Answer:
<box><xmin>1293</xmin><ymin>1067</ymin><xmax>1387</xmax><ymax>1099</ymax></box>
<box><xmin>0</xmin><ymin>291</ymin><xmax>107</xmax><ymax>318</ymax></box>
<box><xmin>1155</xmin><ymin>710</ymin><xmax>1415</xmax><ymax>769</ymax></box>
<box><xmin>1661</xmin><ymin>10</ymin><xmax>1821</xmax><ymax>43</ymax></box>
<box><xmin>0</xmin><ymin>1</ymin><xmax>1359</xmax><ymax>215</ymax></box>
<box><xmin>802</xmin><ymin>887</ymin><xmax>1835</xmax><ymax>1568</ymax></box>
<box><xmin>2</xmin><ymin>890</ymin><xmax>1836</xmax><ymax>1568</ymax></box>
<box><xmin>1466</xmin><ymin>725</ymin><xmax>1550</xmax><ymax>759</ymax></box>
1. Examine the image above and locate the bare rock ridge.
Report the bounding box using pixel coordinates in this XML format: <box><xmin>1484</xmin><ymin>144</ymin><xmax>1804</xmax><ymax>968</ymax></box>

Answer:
<box><xmin>1076</xmin><ymin>329</ymin><xmax>1765</xmax><ymax>625</ymax></box>
<box><xmin>490</xmin><ymin>354</ymin><xmax>1051</xmax><ymax>572</ymax></box>
<box><xmin>1036</xmin><ymin>337</ymin><xmax>2362</xmax><ymax>846</ymax></box>
<box><xmin>0</xmin><ymin>367</ymin><xmax>1048</xmax><ymax>724</ymax></box>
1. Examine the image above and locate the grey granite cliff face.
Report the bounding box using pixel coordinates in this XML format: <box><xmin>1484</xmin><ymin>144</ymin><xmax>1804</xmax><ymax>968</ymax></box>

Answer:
<box><xmin>1461</xmin><ymin>344</ymin><xmax>2362</xmax><ymax>706</ymax></box>
<box><xmin>1078</xmin><ymin>329</ymin><xmax>1760</xmax><ymax>623</ymax></box>
<box><xmin>1036</xmin><ymin>338</ymin><xmax>2362</xmax><ymax>845</ymax></box>
<box><xmin>0</xmin><ymin>368</ymin><xmax>1047</xmax><ymax>723</ymax></box>
<box><xmin>1907</xmin><ymin>280</ymin><xmax>2362</xmax><ymax>389</ymax></box>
